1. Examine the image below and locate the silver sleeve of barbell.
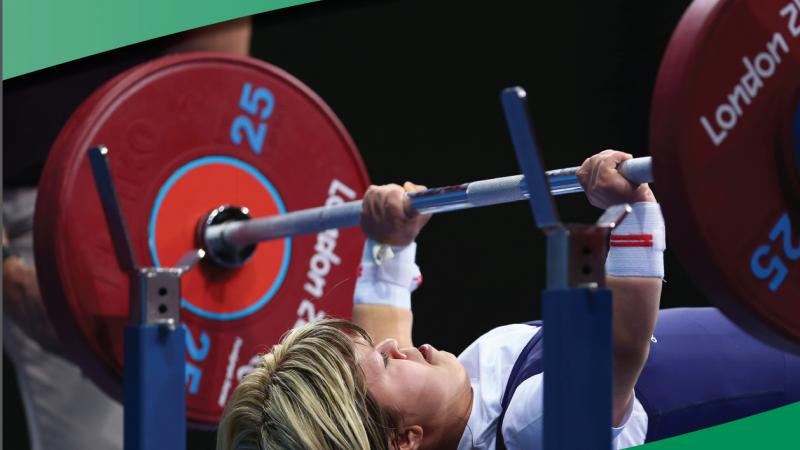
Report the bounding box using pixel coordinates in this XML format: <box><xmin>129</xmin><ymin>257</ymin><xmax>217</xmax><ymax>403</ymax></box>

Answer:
<box><xmin>617</xmin><ymin>156</ymin><xmax>653</xmax><ymax>185</ymax></box>
<box><xmin>540</xmin><ymin>156</ymin><xmax>653</xmax><ymax>186</ymax></box>
<box><xmin>211</xmin><ymin>200</ymin><xmax>364</xmax><ymax>247</ymax></box>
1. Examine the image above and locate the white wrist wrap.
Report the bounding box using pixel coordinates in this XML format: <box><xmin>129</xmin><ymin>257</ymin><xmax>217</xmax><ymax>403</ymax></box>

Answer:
<box><xmin>354</xmin><ymin>240</ymin><xmax>422</xmax><ymax>309</ymax></box>
<box><xmin>605</xmin><ymin>202</ymin><xmax>666</xmax><ymax>278</ymax></box>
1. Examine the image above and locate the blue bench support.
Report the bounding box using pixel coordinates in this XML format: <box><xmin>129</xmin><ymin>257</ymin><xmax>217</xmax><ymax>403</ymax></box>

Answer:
<box><xmin>124</xmin><ymin>325</ymin><xmax>187</xmax><ymax>450</ymax></box>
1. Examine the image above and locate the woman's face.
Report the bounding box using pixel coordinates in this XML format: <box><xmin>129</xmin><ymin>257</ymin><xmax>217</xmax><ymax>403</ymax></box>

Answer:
<box><xmin>355</xmin><ymin>337</ymin><xmax>471</xmax><ymax>428</ymax></box>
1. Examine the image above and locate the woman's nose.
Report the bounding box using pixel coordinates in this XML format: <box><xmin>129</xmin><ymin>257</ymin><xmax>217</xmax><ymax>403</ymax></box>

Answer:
<box><xmin>376</xmin><ymin>338</ymin><xmax>407</xmax><ymax>360</ymax></box>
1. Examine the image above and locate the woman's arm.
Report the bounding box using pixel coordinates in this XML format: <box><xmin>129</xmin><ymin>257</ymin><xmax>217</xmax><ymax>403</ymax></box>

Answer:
<box><xmin>351</xmin><ymin>182</ymin><xmax>430</xmax><ymax>348</ymax></box>
<box><xmin>608</xmin><ymin>276</ymin><xmax>662</xmax><ymax>425</ymax></box>
<box><xmin>352</xmin><ymin>304</ymin><xmax>414</xmax><ymax>348</ymax></box>
<box><xmin>577</xmin><ymin>150</ymin><xmax>663</xmax><ymax>426</ymax></box>
<box><xmin>164</xmin><ymin>16</ymin><xmax>252</xmax><ymax>56</ymax></box>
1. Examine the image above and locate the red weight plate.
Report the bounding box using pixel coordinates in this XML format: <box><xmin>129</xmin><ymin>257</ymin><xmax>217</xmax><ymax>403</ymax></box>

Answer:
<box><xmin>34</xmin><ymin>53</ymin><xmax>370</xmax><ymax>425</ymax></box>
<box><xmin>650</xmin><ymin>0</ymin><xmax>800</xmax><ymax>347</ymax></box>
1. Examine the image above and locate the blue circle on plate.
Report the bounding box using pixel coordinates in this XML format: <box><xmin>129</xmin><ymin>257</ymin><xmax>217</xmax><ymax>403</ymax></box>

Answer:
<box><xmin>148</xmin><ymin>156</ymin><xmax>291</xmax><ymax>321</ymax></box>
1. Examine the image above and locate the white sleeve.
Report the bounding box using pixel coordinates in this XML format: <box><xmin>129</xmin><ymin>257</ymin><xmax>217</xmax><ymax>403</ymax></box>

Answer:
<box><xmin>500</xmin><ymin>374</ymin><xmax>544</xmax><ymax>450</ymax></box>
<box><xmin>501</xmin><ymin>375</ymin><xmax>646</xmax><ymax>450</ymax></box>
<box><xmin>611</xmin><ymin>399</ymin><xmax>636</xmax><ymax>444</ymax></box>
<box><xmin>614</xmin><ymin>398</ymin><xmax>649</xmax><ymax>449</ymax></box>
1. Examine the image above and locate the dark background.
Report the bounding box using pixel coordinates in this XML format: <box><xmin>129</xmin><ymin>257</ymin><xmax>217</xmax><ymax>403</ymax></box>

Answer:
<box><xmin>4</xmin><ymin>1</ymin><xmax>703</xmax><ymax>448</ymax></box>
<box><xmin>245</xmin><ymin>0</ymin><xmax>702</xmax><ymax>352</ymax></box>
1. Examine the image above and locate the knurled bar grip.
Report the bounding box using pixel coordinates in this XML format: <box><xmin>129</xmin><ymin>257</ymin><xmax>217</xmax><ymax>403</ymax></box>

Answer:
<box><xmin>204</xmin><ymin>156</ymin><xmax>652</xmax><ymax>249</ymax></box>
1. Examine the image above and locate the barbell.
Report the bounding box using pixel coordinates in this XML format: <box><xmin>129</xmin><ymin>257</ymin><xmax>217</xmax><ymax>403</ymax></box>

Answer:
<box><xmin>199</xmin><ymin>157</ymin><xmax>654</xmax><ymax>267</ymax></box>
<box><xmin>32</xmin><ymin>0</ymin><xmax>800</xmax><ymax>426</ymax></box>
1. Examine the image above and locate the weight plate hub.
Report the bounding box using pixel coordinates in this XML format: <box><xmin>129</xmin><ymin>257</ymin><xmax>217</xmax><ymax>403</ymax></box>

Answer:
<box><xmin>34</xmin><ymin>53</ymin><xmax>370</xmax><ymax>425</ymax></box>
<box><xmin>650</xmin><ymin>0</ymin><xmax>800</xmax><ymax>346</ymax></box>
<box><xmin>152</xmin><ymin>157</ymin><xmax>287</xmax><ymax>318</ymax></box>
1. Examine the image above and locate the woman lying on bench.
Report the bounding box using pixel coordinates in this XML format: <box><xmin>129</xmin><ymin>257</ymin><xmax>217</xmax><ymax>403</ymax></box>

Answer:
<box><xmin>217</xmin><ymin>150</ymin><xmax>799</xmax><ymax>450</ymax></box>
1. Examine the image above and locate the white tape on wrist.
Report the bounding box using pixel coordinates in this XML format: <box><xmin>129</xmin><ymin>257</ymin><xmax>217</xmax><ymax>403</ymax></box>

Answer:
<box><xmin>605</xmin><ymin>202</ymin><xmax>666</xmax><ymax>278</ymax></box>
<box><xmin>354</xmin><ymin>240</ymin><xmax>422</xmax><ymax>309</ymax></box>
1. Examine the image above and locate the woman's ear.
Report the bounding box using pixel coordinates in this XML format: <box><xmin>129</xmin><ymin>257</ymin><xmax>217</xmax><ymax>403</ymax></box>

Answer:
<box><xmin>394</xmin><ymin>425</ymin><xmax>423</xmax><ymax>450</ymax></box>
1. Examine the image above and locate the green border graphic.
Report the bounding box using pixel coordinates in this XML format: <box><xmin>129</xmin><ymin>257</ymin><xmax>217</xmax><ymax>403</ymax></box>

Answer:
<box><xmin>637</xmin><ymin>401</ymin><xmax>800</xmax><ymax>448</ymax></box>
<box><xmin>3</xmin><ymin>1</ymin><xmax>799</xmax><ymax>448</ymax></box>
<box><xmin>2</xmin><ymin>0</ymin><xmax>318</xmax><ymax>79</ymax></box>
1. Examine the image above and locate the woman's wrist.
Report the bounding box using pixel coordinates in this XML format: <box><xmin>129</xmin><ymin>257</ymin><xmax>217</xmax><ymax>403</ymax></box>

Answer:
<box><xmin>353</xmin><ymin>240</ymin><xmax>422</xmax><ymax>309</ymax></box>
<box><xmin>605</xmin><ymin>202</ymin><xmax>666</xmax><ymax>278</ymax></box>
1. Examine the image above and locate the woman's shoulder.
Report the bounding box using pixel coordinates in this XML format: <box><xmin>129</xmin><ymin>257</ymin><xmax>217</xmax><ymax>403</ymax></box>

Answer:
<box><xmin>458</xmin><ymin>323</ymin><xmax>541</xmax><ymax>369</ymax></box>
<box><xmin>476</xmin><ymin>322</ymin><xmax>541</xmax><ymax>344</ymax></box>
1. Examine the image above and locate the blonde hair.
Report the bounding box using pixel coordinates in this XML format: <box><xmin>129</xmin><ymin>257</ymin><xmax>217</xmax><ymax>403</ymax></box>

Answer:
<box><xmin>216</xmin><ymin>319</ymin><xmax>397</xmax><ymax>450</ymax></box>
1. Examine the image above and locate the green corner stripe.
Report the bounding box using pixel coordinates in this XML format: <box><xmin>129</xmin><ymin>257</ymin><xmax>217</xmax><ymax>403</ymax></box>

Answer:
<box><xmin>636</xmin><ymin>401</ymin><xmax>800</xmax><ymax>449</ymax></box>
<box><xmin>2</xmin><ymin>0</ymin><xmax>318</xmax><ymax>79</ymax></box>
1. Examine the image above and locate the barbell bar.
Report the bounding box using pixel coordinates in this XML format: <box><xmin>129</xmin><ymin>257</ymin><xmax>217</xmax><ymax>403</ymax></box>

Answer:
<box><xmin>201</xmin><ymin>156</ymin><xmax>653</xmax><ymax>268</ymax></box>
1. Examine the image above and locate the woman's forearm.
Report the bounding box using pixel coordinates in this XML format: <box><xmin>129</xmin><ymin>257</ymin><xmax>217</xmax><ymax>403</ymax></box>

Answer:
<box><xmin>351</xmin><ymin>241</ymin><xmax>422</xmax><ymax>348</ymax></box>
<box><xmin>352</xmin><ymin>304</ymin><xmax>414</xmax><ymax>348</ymax></box>
<box><xmin>608</xmin><ymin>275</ymin><xmax>662</xmax><ymax>425</ymax></box>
